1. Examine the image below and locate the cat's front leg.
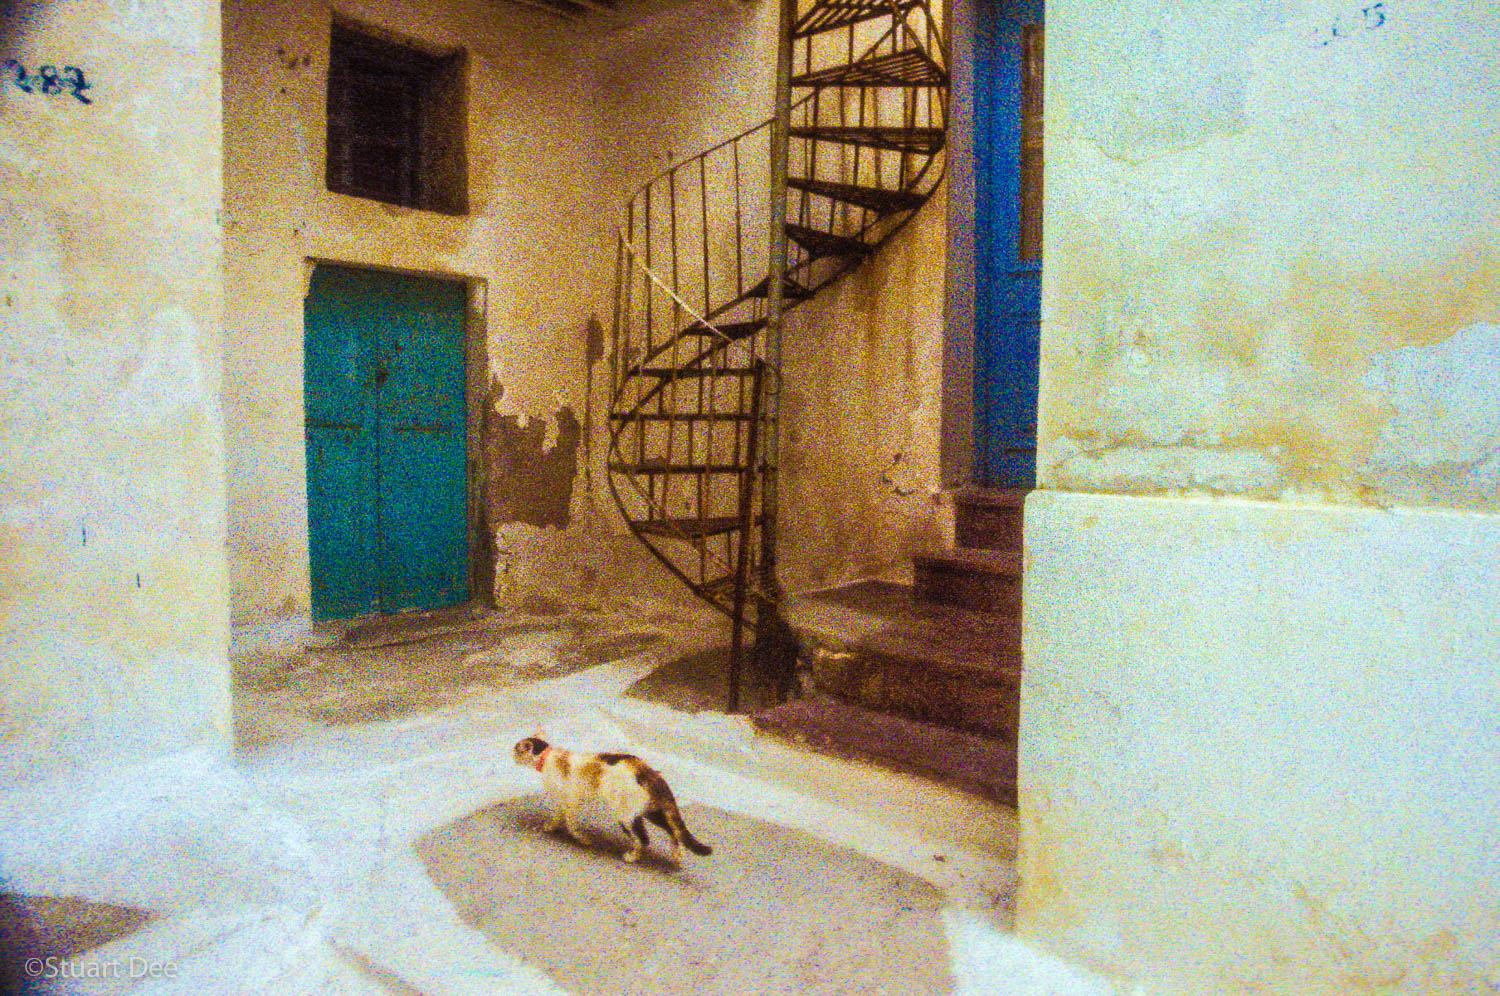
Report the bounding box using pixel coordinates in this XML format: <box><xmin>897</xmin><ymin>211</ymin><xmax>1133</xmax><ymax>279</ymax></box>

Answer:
<box><xmin>542</xmin><ymin>786</ymin><xmax>565</xmax><ymax>833</ymax></box>
<box><xmin>562</xmin><ymin>802</ymin><xmax>587</xmax><ymax>845</ymax></box>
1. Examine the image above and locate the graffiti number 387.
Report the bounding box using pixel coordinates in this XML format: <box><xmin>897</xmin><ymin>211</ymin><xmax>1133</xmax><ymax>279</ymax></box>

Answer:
<box><xmin>3</xmin><ymin>61</ymin><xmax>92</xmax><ymax>104</ymax></box>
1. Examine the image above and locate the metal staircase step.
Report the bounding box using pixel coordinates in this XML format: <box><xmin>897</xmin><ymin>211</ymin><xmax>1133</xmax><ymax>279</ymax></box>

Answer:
<box><xmin>793</xmin><ymin>0</ymin><xmax>918</xmax><ymax>37</ymax></box>
<box><xmin>791</xmin><ymin>48</ymin><xmax>946</xmax><ymax>88</ymax></box>
<box><xmin>790</xmin><ymin>125</ymin><xmax>945</xmax><ymax>154</ymax></box>
<box><xmin>609</xmin><ymin>461</ymin><xmax>750</xmax><ymax>475</ymax></box>
<box><xmin>629</xmin><ymin>365</ymin><xmax>760</xmax><ymax>379</ymax></box>
<box><xmin>631</xmin><ymin>516</ymin><xmax>756</xmax><ymax>541</ymax></box>
<box><xmin>679</xmin><ymin>318</ymin><xmax>766</xmax><ymax>340</ymax></box>
<box><xmin>609</xmin><ymin>412</ymin><xmax>757</xmax><ymax>423</ymax></box>
<box><xmin>788</xmin><ymin>177</ymin><xmax>925</xmax><ymax>214</ymax></box>
<box><xmin>786</xmin><ymin>224</ymin><xmax>874</xmax><ymax>261</ymax></box>
<box><xmin>744</xmin><ymin>275</ymin><xmax>810</xmax><ymax>301</ymax></box>
<box><xmin>696</xmin><ymin>575</ymin><xmax>746</xmax><ymax>603</ymax></box>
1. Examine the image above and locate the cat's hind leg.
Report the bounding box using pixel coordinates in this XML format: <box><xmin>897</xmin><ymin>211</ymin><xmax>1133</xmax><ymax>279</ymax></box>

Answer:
<box><xmin>561</xmin><ymin>798</ymin><xmax>587</xmax><ymax>845</ymax></box>
<box><xmin>645</xmin><ymin>810</ymin><xmax>681</xmax><ymax>864</ymax></box>
<box><xmin>621</xmin><ymin>816</ymin><xmax>650</xmax><ymax>863</ymax></box>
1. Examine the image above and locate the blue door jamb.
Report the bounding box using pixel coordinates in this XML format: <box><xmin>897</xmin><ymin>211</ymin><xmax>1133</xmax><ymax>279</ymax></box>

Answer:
<box><xmin>974</xmin><ymin>0</ymin><xmax>1043</xmax><ymax>487</ymax></box>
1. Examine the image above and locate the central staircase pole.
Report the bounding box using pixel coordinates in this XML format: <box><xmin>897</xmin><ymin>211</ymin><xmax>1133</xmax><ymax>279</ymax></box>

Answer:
<box><xmin>750</xmin><ymin>0</ymin><xmax>798</xmax><ymax>688</ymax></box>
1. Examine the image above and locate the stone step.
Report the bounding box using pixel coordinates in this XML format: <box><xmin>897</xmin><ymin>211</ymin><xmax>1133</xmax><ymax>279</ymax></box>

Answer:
<box><xmin>954</xmin><ymin>487</ymin><xmax>1027</xmax><ymax>552</ymax></box>
<box><xmin>783</xmin><ymin>580</ymin><xmax>1021</xmax><ymax>741</ymax></box>
<box><xmin>912</xmin><ymin>547</ymin><xmax>1022</xmax><ymax>616</ymax></box>
<box><xmin>753</xmin><ymin>695</ymin><xmax>1016</xmax><ymax>803</ymax></box>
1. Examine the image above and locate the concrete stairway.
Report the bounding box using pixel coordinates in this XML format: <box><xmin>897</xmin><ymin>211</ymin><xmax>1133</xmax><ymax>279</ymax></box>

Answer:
<box><xmin>753</xmin><ymin>488</ymin><xmax>1025</xmax><ymax>803</ymax></box>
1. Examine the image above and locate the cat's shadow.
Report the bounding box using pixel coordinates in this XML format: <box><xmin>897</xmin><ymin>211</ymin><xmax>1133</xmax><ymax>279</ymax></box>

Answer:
<box><xmin>507</xmin><ymin>803</ymin><xmax>695</xmax><ymax>877</ymax></box>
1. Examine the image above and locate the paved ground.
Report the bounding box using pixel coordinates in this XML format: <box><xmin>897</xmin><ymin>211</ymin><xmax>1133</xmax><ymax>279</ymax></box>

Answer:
<box><xmin>419</xmin><ymin>799</ymin><xmax>951</xmax><ymax>996</ymax></box>
<box><xmin>0</xmin><ymin>599</ymin><xmax>1117</xmax><ymax>996</ymax></box>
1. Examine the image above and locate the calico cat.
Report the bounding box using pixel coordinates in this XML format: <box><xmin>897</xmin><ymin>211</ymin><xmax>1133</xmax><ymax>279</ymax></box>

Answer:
<box><xmin>513</xmin><ymin>736</ymin><xmax>712</xmax><ymax>865</ymax></box>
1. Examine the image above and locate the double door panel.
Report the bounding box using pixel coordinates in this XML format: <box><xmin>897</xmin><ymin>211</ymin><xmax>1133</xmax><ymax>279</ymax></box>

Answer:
<box><xmin>304</xmin><ymin>265</ymin><xmax>468</xmax><ymax>620</ymax></box>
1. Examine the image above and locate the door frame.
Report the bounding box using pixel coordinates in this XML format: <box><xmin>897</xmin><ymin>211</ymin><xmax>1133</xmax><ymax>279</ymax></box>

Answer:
<box><xmin>941</xmin><ymin>0</ymin><xmax>1044</xmax><ymax>490</ymax></box>
<box><xmin>941</xmin><ymin>0</ymin><xmax>981</xmax><ymax>488</ymax></box>
<box><xmin>300</xmin><ymin>257</ymin><xmax>488</xmax><ymax>619</ymax></box>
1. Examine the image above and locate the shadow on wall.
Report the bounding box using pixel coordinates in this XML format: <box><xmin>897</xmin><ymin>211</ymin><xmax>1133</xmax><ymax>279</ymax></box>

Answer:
<box><xmin>478</xmin><ymin>381</ymin><xmax>581</xmax><ymax>530</ymax></box>
<box><xmin>472</xmin><ymin>380</ymin><xmax>582</xmax><ymax>605</ymax></box>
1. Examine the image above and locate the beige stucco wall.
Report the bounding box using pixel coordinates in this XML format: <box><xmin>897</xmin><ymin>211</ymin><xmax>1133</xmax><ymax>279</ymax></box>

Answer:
<box><xmin>226</xmin><ymin>0</ymin><xmax>954</xmax><ymax>631</ymax></box>
<box><xmin>781</xmin><ymin>196</ymin><xmax>951</xmax><ymax>591</ymax></box>
<box><xmin>224</xmin><ymin>0</ymin><xmax>628</xmax><ymax>626</ymax></box>
<box><xmin>0</xmin><ymin>0</ymin><xmax>229</xmax><ymax>764</ymax></box>
<box><xmin>1021</xmin><ymin>3</ymin><xmax>1500</xmax><ymax>993</ymax></box>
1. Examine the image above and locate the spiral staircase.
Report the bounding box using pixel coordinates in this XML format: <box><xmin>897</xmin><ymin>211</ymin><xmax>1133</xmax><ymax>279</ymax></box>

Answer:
<box><xmin>606</xmin><ymin>0</ymin><xmax>948</xmax><ymax>709</ymax></box>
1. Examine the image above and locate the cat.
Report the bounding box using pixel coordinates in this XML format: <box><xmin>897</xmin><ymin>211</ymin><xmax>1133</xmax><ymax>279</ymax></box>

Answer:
<box><xmin>512</xmin><ymin>735</ymin><xmax>712</xmax><ymax>865</ymax></box>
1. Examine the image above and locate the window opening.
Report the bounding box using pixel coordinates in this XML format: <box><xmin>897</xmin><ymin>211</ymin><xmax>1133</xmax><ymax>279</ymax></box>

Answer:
<box><xmin>326</xmin><ymin>20</ymin><xmax>467</xmax><ymax>214</ymax></box>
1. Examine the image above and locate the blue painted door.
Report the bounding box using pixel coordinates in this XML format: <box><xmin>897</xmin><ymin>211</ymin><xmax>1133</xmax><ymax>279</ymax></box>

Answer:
<box><xmin>974</xmin><ymin>0</ymin><xmax>1044</xmax><ymax>486</ymax></box>
<box><xmin>305</xmin><ymin>265</ymin><xmax>469</xmax><ymax>621</ymax></box>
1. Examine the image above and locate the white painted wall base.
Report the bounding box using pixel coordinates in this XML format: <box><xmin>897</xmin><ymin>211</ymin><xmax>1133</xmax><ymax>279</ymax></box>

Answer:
<box><xmin>1018</xmin><ymin>490</ymin><xmax>1500</xmax><ymax>996</ymax></box>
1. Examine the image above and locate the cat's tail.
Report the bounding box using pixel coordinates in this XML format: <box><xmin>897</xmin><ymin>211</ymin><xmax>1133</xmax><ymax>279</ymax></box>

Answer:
<box><xmin>665</xmin><ymin>805</ymin><xmax>712</xmax><ymax>856</ymax></box>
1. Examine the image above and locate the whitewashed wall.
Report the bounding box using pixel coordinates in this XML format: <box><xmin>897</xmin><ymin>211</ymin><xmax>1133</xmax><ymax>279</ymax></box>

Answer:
<box><xmin>0</xmin><ymin>0</ymin><xmax>230</xmax><ymax>766</ymax></box>
<box><xmin>1021</xmin><ymin>2</ymin><xmax>1500</xmax><ymax>992</ymax></box>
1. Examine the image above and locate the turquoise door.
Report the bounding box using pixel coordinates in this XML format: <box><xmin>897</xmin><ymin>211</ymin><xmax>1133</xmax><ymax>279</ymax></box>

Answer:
<box><xmin>974</xmin><ymin>0</ymin><xmax>1044</xmax><ymax>486</ymax></box>
<box><xmin>304</xmin><ymin>265</ymin><xmax>469</xmax><ymax>621</ymax></box>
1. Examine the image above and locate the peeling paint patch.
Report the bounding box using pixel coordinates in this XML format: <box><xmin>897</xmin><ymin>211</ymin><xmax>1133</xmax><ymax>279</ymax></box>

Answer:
<box><xmin>1049</xmin><ymin>438</ymin><xmax>1285</xmax><ymax>498</ymax></box>
<box><xmin>479</xmin><ymin>381</ymin><xmax>580</xmax><ymax>529</ymax></box>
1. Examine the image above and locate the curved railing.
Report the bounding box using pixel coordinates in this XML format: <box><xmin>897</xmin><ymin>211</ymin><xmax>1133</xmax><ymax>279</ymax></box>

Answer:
<box><xmin>605</xmin><ymin>0</ymin><xmax>949</xmax><ymax>689</ymax></box>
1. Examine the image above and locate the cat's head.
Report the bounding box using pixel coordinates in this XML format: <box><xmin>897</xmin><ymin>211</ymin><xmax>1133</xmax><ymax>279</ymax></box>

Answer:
<box><xmin>512</xmin><ymin>735</ymin><xmax>549</xmax><ymax>767</ymax></box>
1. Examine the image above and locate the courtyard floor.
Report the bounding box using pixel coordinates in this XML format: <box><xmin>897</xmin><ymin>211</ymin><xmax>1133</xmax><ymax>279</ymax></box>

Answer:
<box><xmin>0</xmin><ymin>600</ymin><xmax>1116</xmax><ymax>996</ymax></box>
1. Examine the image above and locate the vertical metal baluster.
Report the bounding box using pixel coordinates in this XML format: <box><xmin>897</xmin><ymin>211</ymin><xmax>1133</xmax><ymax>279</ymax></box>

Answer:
<box><xmin>643</xmin><ymin>186</ymin><xmax>653</xmax><ymax>361</ymax></box>
<box><xmin>732</xmin><ymin>139</ymin><xmax>745</xmax><ymax>298</ymax></box>
<box><xmin>700</xmin><ymin>155</ymin><xmax>711</xmax><ymax>318</ymax></box>
<box><xmin>669</xmin><ymin>167</ymin><xmax>681</xmax><ymax>304</ymax></box>
<box><xmin>696</xmin><ymin>458</ymin><xmax>706</xmax><ymax>582</ymax></box>
<box><xmin>667</xmin><ymin>168</ymin><xmax>682</xmax><ymax>509</ymax></box>
<box><xmin>727</xmin><ymin>360</ymin><xmax>765</xmax><ymax>713</ymax></box>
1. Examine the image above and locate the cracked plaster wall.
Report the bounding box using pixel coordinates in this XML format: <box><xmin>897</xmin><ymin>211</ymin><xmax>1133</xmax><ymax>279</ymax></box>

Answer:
<box><xmin>1040</xmin><ymin>0</ymin><xmax>1499</xmax><ymax>508</ymax></box>
<box><xmin>1019</xmin><ymin>4</ymin><xmax>1500</xmax><ymax>994</ymax></box>
<box><xmin>0</xmin><ymin>0</ymin><xmax>230</xmax><ymax>760</ymax></box>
